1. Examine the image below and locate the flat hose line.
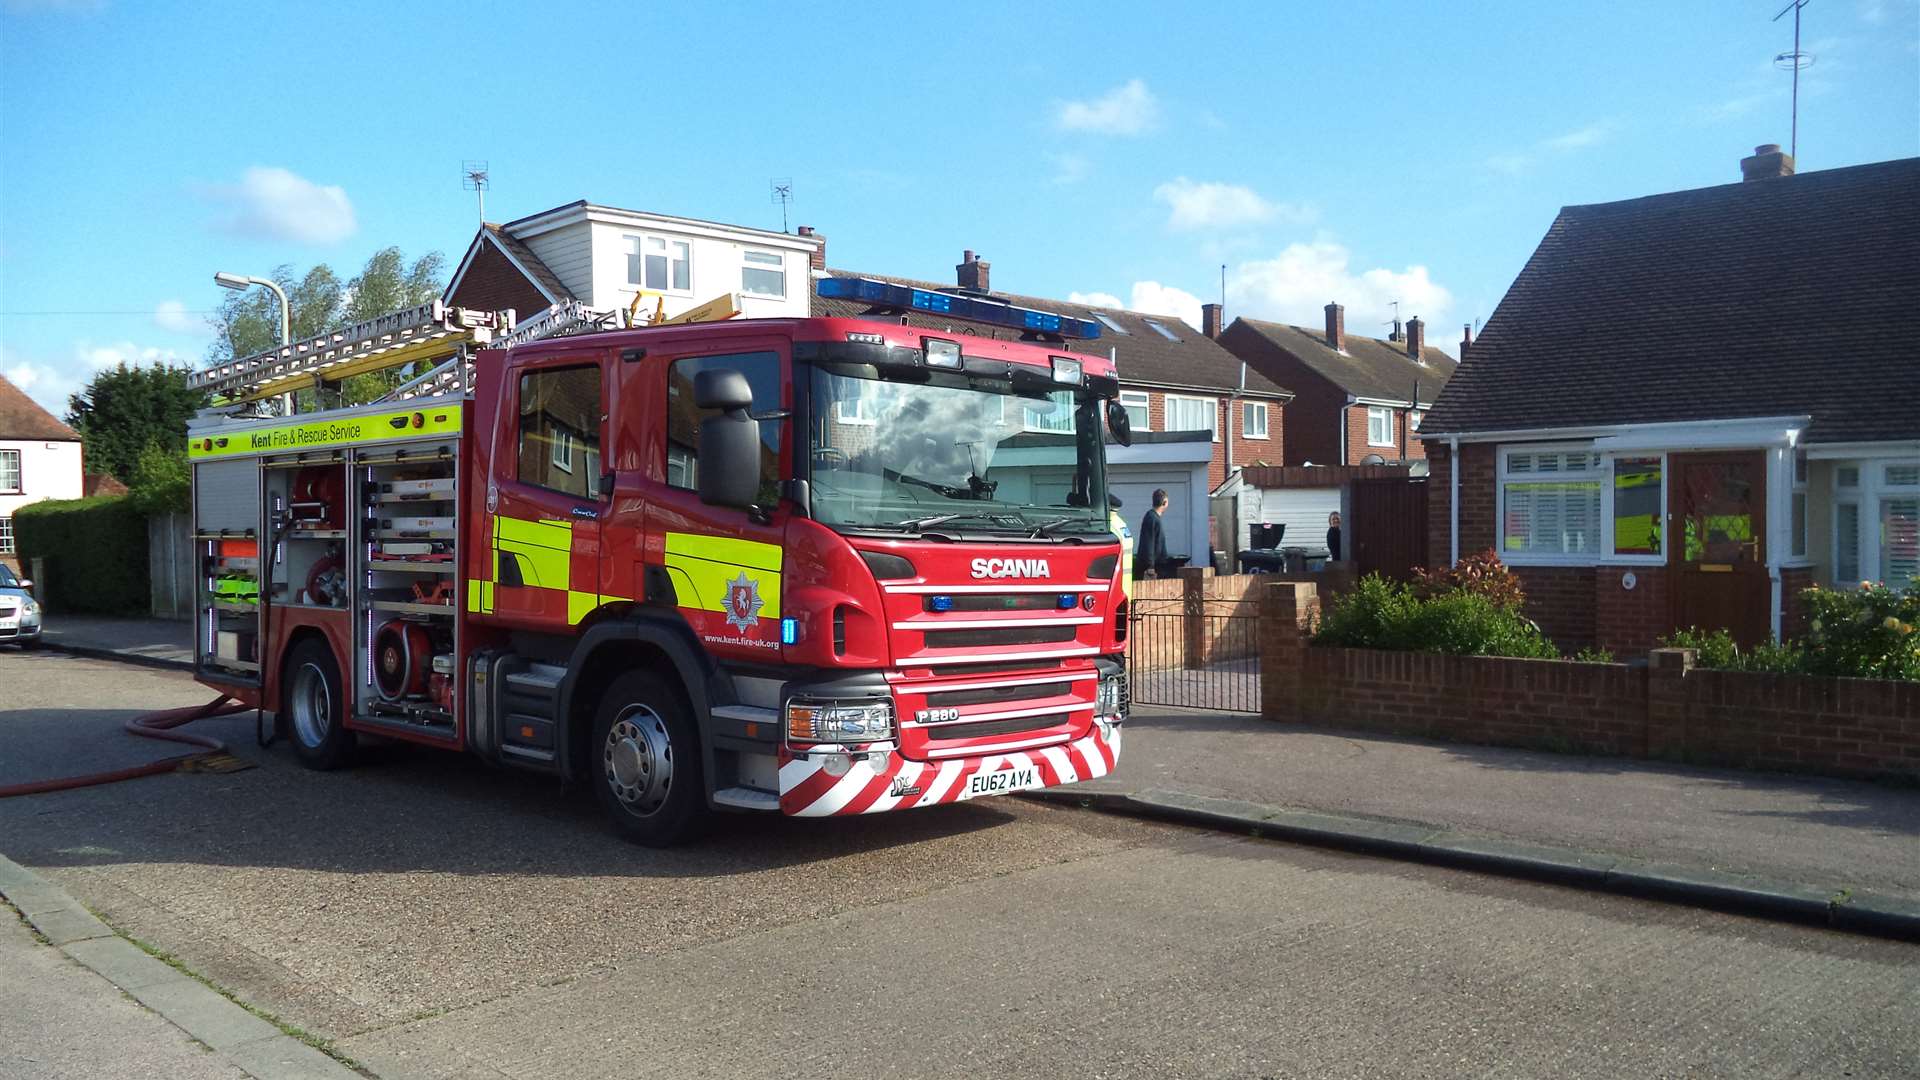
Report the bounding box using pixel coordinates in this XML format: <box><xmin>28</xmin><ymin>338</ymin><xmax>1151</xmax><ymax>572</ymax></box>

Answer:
<box><xmin>0</xmin><ymin>697</ymin><xmax>252</xmax><ymax>799</ymax></box>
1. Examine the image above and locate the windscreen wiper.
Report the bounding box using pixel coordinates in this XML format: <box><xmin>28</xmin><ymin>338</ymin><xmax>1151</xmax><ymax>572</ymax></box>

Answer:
<box><xmin>1027</xmin><ymin>515</ymin><xmax>1108</xmax><ymax>539</ymax></box>
<box><xmin>888</xmin><ymin>511</ymin><xmax>1025</xmax><ymax>533</ymax></box>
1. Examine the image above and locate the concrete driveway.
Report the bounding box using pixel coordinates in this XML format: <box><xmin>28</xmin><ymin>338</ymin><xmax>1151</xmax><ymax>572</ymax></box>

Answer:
<box><xmin>3</xmin><ymin>651</ymin><xmax>1917</xmax><ymax>1079</ymax></box>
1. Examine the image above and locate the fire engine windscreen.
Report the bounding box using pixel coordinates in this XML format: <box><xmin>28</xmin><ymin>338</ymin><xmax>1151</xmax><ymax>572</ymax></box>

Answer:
<box><xmin>807</xmin><ymin>365</ymin><xmax>1111</xmax><ymax>537</ymax></box>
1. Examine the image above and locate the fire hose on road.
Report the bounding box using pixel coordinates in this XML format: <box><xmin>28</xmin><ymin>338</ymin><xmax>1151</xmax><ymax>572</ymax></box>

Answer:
<box><xmin>0</xmin><ymin>697</ymin><xmax>253</xmax><ymax>799</ymax></box>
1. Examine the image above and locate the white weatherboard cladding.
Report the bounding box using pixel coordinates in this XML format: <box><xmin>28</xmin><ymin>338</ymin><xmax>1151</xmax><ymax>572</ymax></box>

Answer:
<box><xmin>521</xmin><ymin>221</ymin><xmax>592</xmax><ymax>301</ymax></box>
<box><xmin>193</xmin><ymin>459</ymin><xmax>260</xmax><ymax>533</ymax></box>
<box><xmin>580</xmin><ymin>221</ymin><xmax>815</xmax><ymax>320</ymax></box>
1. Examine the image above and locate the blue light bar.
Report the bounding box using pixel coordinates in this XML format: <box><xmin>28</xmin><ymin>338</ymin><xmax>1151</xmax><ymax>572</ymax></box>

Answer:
<box><xmin>818</xmin><ymin>277</ymin><xmax>1102</xmax><ymax>340</ymax></box>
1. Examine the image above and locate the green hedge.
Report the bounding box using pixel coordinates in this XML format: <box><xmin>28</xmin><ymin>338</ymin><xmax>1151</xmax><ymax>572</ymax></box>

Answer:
<box><xmin>13</xmin><ymin>496</ymin><xmax>151</xmax><ymax>615</ymax></box>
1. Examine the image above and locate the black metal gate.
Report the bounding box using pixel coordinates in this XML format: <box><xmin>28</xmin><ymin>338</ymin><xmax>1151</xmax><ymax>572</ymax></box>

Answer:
<box><xmin>1126</xmin><ymin>600</ymin><xmax>1262</xmax><ymax>712</ymax></box>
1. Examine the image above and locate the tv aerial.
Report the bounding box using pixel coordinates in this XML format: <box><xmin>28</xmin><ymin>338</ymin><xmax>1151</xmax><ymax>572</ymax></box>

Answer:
<box><xmin>1772</xmin><ymin>0</ymin><xmax>1815</xmax><ymax>159</ymax></box>
<box><xmin>770</xmin><ymin>178</ymin><xmax>794</xmax><ymax>233</ymax></box>
<box><xmin>462</xmin><ymin>160</ymin><xmax>490</xmax><ymax>223</ymax></box>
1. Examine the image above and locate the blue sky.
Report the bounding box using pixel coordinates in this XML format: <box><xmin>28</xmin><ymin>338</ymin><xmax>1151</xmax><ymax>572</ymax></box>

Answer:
<box><xmin>2</xmin><ymin>0</ymin><xmax>1915</xmax><ymax>414</ymax></box>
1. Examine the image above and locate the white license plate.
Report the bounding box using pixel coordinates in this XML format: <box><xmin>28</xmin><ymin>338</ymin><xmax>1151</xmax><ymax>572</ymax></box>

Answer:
<box><xmin>961</xmin><ymin>766</ymin><xmax>1041</xmax><ymax>800</ymax></box>
<box><xmin>0</xmin><ymin>618</ymin><xmax>15</xmax><ymax>631</ymax></box>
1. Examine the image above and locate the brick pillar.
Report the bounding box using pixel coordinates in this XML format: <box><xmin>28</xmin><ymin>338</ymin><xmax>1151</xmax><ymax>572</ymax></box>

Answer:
<box><xmin>1180</xmin><ymin>566</ymin><xmax>1213</xmax><ymax>670</ymax></box>
<box><xmin>1646</xmin><ymin>647</ymin><xmax>1694</xmax><ymax>761</ymax></box>
<box><xmin>1260</xmin><ymin>581</ymin><xmax>1318</xmax><ymax>721</ymax></box>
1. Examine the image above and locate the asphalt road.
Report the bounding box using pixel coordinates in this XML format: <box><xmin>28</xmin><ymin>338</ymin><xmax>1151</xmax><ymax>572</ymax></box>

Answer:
<box><xmin>2</xmin><ymin>650</ymin><xmax>1917</xmax><ymax>1079</ymax></box>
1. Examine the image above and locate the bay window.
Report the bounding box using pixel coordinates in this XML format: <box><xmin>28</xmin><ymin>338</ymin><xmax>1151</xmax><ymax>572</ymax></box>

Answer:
<box><xmin>1499</xmin><ymin>448</ymin><xmax>1664</xmax><ymax>563</ymax></box>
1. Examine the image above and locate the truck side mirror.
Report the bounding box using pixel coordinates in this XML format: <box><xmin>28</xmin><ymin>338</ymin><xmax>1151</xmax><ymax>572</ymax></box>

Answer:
<box><xmin>1106</xmin><ymin>400</ymin><xmax>1133</xmax><ymax>447</ymax></box>
<box><xmin>694</xmin><ymin>368</ymin><xmax>762</xmax><ymax>510</ymax></box>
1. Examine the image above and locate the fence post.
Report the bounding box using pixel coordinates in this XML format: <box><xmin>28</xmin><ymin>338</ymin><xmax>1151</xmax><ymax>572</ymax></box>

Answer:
<box><xmin>1260</xmin><ymin>581</ymin><xmax>1318</xmax><ymax>721</ymax></box>
<box><xmin>1645</xmin><ymin>647</ymin><xmax>1694</xmax><ymax>761</ymax></box>
<box><xmin>1179</xmin><ymin>566</ymin><xmax>1212</xmax><ymax>670</ymax></box>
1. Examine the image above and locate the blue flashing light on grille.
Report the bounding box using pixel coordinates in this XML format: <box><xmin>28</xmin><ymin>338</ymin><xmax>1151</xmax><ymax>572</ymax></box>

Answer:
<box><xmin>818</xmin><ymin>276</ymin><xmax>1101</xmax><ymax>340</ymax></box>
<box><xmin>1058</xmin><ymin>593</ymin><xmax>1078</xmax><ymax>609</ymax></box>
<box><xmin>781</xmin><ymin>617</ymin><xmax>798</xmax><ymax>645</ymax></box>
<box><xmin>930</xmin><ymin>595</ymin><xmax>954</xmax><ymax>612</ymax></box>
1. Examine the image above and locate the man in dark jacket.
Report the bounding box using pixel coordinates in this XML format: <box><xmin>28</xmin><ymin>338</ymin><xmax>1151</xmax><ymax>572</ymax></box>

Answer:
<box><xmin>1134</xmin><ymin>489</ymin><xmax>1170</xmax><ymax>579</ymax></box>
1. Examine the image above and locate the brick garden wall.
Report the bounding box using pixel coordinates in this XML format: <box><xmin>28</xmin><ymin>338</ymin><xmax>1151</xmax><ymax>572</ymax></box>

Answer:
<box><xmin>1256</xmin><ymin>581</ymin><xmax>1920</xmax><ymax>783</ymax></box>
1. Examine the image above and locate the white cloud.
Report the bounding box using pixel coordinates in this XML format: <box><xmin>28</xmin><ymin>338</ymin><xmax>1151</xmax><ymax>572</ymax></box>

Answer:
<box><xmin>1055</xmin><ymin>79</ymin><xmax>1159</xmax><ymax>136</ymax></box>
<box><xmin>208</xmin><ymin>166</ymin><xmax>357</xmax><ymax>245</ymax></box>
<box><xmin>153</xmin><ymin>300</ymin><xmax>203</xmax><ymax>334</ymax></box>
<box><xmin>1485</xmin><ymin>120</ymin><xmax>1618</xmax><ymax>175</ymax></box>
<box><xmin>1227</xmin><ymin>240</ymin><xmax>1454</xmax><ymax>349</ymax></box>
<box><xmin>2</xmin><ymin>340</ymin><xmax>187</xmax><ymax>415</ymax></box>
<box><xmin>1153</xmin><ymin>177</ymin><xmax>1313</xmax><ymax>231</ymax></box>
<box><xmin>1048</xmin><ymin>152</ymin><xmax>1091</xmax><ymax>185</ymax></box>
<box><xmin>1068</xmin><ymin>283</ymin><xmax>1204</xmax><ymax>330</ymax></box>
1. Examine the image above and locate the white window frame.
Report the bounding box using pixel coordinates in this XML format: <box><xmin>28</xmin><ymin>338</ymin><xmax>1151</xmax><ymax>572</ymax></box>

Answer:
<box><xmin>1834</xmin><ymin>498</ymin><xmax>1863</xmax><ymax>586</ymax></box>
<box><xmin>1409</xmin><ymin>409</ymin><xmax>1424</xmax><ymax>433</ymax></box>
<box><xmin>1827</xmin><ymin>457</ymin><xmax>1920</xmax><ymax>590</ymax></box>
<box><xmin>740</xmin><ymin>249</ymin><xmax>785</xmax><ymax>299</ymax></box>
<box><xmin>1023</xmin><ymin>390</ymin><xmax>1075</xmax><ymax>435</ymax></box>
<box><xmin>1790</xmin><ymin>450</ymin><xmax>1808</xmax><ymax>559</ymax></box>
<box><xmin>0</xmin><ymin>449</ymin><xmax>19</xmax><ymax>494</ymax></box>
<box><xmin>1119</xmin><ymin>390</ymin><xmax>1150</xmax><ymax>433</ymax></box>
<box><xmin>626</xmin><ymin>233</ymin><xmax>692</xmax><ymax>294</ymax></box>
<box><xmin>1165</xmin><ymin>394</ymin><xmax>1217</xmax><ymax>442</ymax></box>
<box><xmin>1366</xmin><ymin>406</ymin><xmax>1395</xmax><ymax>447</ymax></box>
<box><xmin>1242</xmin><ymin>401</ymin><xmax>1269</xmax><ymax>439</ymax></box>
<box><xmin>551</xmin><ymin>428</ymin><xmax>574</xmax><ymax>473</ymax></box>
<box><xmin>834</xmin><ymin>375</ymin><xmax>876</xmax><ymax>426</ymax></box>
<box><xmin>0</xmin><ymin>515</ymin><xmax>13</xmax><ymax>555</ymax></box>
<box><xmin>1496</xmin><ymin>443</ymin><xmax>1668</xmax><ymax>567</ymax></box>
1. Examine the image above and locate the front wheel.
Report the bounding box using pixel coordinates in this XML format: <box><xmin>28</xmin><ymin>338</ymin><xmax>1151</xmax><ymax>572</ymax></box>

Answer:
<box><xmin>590</xmin><ymin>671</ymin><xmax>706</xmax><ymax>846</ymax></box>
<box><xmin>282</xmin><ymin>637</ymin><xmax>355</xmax><ymax>770</ymax></box>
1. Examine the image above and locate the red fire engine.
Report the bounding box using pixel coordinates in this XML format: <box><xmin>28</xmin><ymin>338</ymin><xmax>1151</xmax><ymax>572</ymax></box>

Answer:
<box><xmin>186</xmin><ymin>280</ymin><xmax>1133</xmax><ymax>844</ymax></box>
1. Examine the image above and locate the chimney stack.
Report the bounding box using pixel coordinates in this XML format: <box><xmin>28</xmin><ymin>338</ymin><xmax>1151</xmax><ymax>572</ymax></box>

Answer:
<box><xmin>957</xmin><ymin>250</ymin><xmax>991</xmax><ymax>293</ymax></box>
<box><xmin>1461</xmin><ymin>322</ymin><xmax>1473</xmax><ymax>359</ymax></box>
<box><xmin>1406</xmin><ymin>316</ymin><xmax>1424</xmax><ymax>358</ymax></box>
<box><xmin>797</xmin><ymin>225</ymin><xmax>826</xmax><ymax>271</ymax></box>
<box><xmin>1324</xmin><ymin>302</ymin><xmax>1345</xmax><ymax>351</ymax></box>
<box><xmin>1201</xmin><ymin>303</ymin><xmax>1223</xmax><ymax>339</ymax></box>
<box><xmin>1740</xmin><ymin>143</ymin><xmax>1795</xmax><ymax>182</ymax></box>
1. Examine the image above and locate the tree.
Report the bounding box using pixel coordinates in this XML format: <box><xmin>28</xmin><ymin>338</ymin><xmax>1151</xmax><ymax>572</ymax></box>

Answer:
<box><xmin>66</xmin><ymin>364</ymin><xmax>207</xmax><ymax>483</ymax></box>
<box><xmin>127</xmin><ymin>440</ymin><xmax>191</xmax><ymax>515</ymax></box>
<box><xmin>202</xmin><ymin>248</ymin><xmax>447</xmax><ymax>408</ymax></box>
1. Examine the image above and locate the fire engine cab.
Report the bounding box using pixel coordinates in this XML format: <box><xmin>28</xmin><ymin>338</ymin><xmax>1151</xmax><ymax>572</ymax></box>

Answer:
<box><xmin>186</xmin><ymin>280</ymin><xmax>1133</xmax><ymax>844</ymax></box>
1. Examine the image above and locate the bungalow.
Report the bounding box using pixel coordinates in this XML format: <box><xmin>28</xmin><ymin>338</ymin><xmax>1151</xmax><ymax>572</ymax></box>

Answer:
<box><xmin>1420</xmin><ymin>147</ymin><xmax>1920</xmax><ymax>654</ymax></box>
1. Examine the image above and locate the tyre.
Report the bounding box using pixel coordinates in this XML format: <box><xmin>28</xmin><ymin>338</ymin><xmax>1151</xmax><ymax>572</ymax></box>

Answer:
<box><xmin>590</xmin><ymin>671</ymin><xmax>706</xmax><ymax>846</ymax></box>
<box><xmin>281</xmin><ymin>637</ymin><xmax>355</xmax><ymax>770</ymax></box>
<box><xmin>16</xmin><ymin>638</ymin><xmax>38</xmax><ymax>650</ymax></box>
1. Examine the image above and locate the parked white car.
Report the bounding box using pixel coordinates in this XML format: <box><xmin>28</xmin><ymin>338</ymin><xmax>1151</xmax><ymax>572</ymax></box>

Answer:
<box><xmin>0</xmin><ymin>563</ymin><xmax>43</xmax><ymax>648</ymax></box>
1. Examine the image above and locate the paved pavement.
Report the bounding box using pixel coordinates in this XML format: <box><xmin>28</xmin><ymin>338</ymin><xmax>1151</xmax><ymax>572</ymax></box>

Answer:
<box><xmin>35</xmin><ymin>614</ymin><xmax>194</xmax><ymax>669</ymax></box>
<box><xmin>1086</xmin><ymin>706</ymin><xmax>1920</xmax><ymax>905</ymax></box>
<box><xmin>2</xmin><ymin>653</ymin><xmax>1918</xmax><ymax>1078</ymax></box>
<box><xmin>1</xmin><ymin>900</ymin><xmax>248</xmax><ymax>1080</ymax></box>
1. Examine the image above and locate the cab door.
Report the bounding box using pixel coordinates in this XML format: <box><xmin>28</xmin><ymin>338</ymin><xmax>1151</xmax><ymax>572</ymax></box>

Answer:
<box><xmin>644</xmin><ymin>341</ymin><xmax>790</xmax><ymax>664</ymax></box>
<box><xmin>484</xmin><ymin>352</ymin><xmax>610</xmax><ymax>633</ymax></box>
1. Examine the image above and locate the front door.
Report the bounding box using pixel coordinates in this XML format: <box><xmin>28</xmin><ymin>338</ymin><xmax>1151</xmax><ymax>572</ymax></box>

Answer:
<box><xmin>1669</xmin><ymin>451</ymin><xmax>1770</xmax><ymax>646</ymax></box>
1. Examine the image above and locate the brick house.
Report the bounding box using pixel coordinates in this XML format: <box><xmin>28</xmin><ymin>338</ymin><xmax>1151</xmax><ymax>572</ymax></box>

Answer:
<box><xmin>1421</xmin><ymin>147</ymin><xmax>1920</xmax><ymax>655</ymax></box>
<box><xmin>1218</xmin><ymin>307</ymin><xmax>1457</xmax><ymax>468</ymax></box>
<box><xmin>812</xmin><ymin>250</ymin><xmax>1295</xmax><ymax>570</ymax></box>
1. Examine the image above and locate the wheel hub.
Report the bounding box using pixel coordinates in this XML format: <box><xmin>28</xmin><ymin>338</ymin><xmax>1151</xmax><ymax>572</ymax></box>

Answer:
<box><xmin>603</xmin><ymin>707</ymin><xmax>673</xmax><ymax>815</ymax></box>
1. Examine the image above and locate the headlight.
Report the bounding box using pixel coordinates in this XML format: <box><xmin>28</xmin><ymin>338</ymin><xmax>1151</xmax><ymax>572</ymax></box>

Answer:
<box><xmin>1097</xmin><ymin>673</ymin><xmax>1129</xmax><ymax>720</ymax></box>
<box><xmin>786</xmin><ymin>700</ymin><xmax>894</xmax><ymax>748</ymax></box>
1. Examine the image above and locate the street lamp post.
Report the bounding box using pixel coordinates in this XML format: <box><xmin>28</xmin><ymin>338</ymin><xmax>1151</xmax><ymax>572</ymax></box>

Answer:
<box><xmin>215</xmin><ymin>272</ymin><xmax>295</xmax><ymax>413</ymax></box>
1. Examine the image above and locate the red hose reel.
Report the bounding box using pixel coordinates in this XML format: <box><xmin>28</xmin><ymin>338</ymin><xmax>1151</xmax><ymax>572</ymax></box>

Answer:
<box><xmin>373</xmin><ymin>620</ymin><xmax>448</xmax><ymax>705</ymax></box>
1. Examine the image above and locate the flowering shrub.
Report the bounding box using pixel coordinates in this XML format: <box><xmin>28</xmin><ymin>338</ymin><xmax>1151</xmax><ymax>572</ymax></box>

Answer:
<box><xmin>1799</xmin><ymin>582</ymin><xmax>1920</xmax><ymax>681</ymax></box>
<box><xmin>1411</xmin><ymin>549</ymin><xmax>1527</xmax><ymax>610</ymax></box>
<box><xmin>1314</xmin><ymin>574</ymin><xmax>1559</xmax><ymax>659</ymax></box>
<box><xmin>1662</xmin><ymin>582</ymin><xmax>1920</xmax><ymax>681</ymax></box>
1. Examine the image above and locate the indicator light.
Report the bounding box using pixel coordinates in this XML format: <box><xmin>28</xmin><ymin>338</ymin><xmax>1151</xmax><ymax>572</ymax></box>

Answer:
<box><xmin>930</xmin><ymin>595</ymin><xmax>954</xmax><ymax>612</ymax></box>
<box><xmin>781</xmin><ymin>617</ymin><xmax>798</xmax><ymax>645</ymax></box>
<box><xmin>1058</xmin><ymin>593</ymin><xmax>1077</xmax><ymax>609</ymax></box>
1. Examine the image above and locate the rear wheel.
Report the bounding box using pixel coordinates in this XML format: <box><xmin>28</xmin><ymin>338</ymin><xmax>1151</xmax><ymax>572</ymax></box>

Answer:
<box><xmin>591</xmin><ymin>671</ymin><xmax>706</xmax><ymax>846</ymax></box>
<box><xmin>282</xmin><ymin>637</ymin><xmax>355</xmax><ymax>770</ymax></box>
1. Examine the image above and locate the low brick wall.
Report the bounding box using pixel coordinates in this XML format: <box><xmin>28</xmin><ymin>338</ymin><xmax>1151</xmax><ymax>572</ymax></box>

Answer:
<box><xmin>1256</xmin><ymin>581</ymin><xmax>1920</xmax><ymax>783</ymax></box>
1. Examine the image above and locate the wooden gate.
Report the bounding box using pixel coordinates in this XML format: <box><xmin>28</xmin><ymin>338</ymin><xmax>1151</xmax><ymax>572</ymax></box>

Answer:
<box><xmin>1349</xmin><ymin>477</ymin><xmax>1429</xmax><ymax>579</ymax></box>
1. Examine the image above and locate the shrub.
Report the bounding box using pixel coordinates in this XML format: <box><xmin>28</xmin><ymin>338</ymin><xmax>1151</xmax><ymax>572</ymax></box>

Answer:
<box><xmin>1412</xmin><ymin>549</ymin><xmax>1527</xmax><ymax>610</ymax></box>
<box><xmin>1799</xmin><ymin>582</ymin><xmax>1920</xmax><ymax>681</ymax></box>
<box><xmin>1314</xmin><ymin>573</ymin><xmax>1558</xmax><ymax>659</ymax></box>
<box><xmin>127</xmin><ymin>440</ymin><xmax>190</xmax><ymax>516</ymax></box>
<box><xmin>13</xmin><ymin>495</ymin><xmax>151</xmax><ymax>615</ymax></box>
<box><xmin>1569</xmin><ymin>646</ymin><xmax>1616</xmax><ymax>664</ymax></box>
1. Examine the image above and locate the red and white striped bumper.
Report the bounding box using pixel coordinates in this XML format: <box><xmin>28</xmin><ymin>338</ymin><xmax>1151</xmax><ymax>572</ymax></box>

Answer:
<box><xmin>777</xmin><ymin>721</ymin><xmax>1122</xmax><ymax>817</ymax></box>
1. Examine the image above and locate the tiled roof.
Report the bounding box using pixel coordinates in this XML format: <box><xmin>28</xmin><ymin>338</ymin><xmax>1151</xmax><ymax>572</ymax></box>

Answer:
<box><xmin>0</xmin><ymin>374</ymin><xmax>79</xmax><ymax>441</ymax></box>
<box><xmin>1230</xmin><ymin>318</ymin><xmax>1455</xmax><ymax>404</ymax></box>
<box><xmin>484</xmin><ymin>225</ymin><xmax>572</xmax><ymax>303</ymax></box>
<box><xmin>811</xmin><ymin>270</ymin><xmax>1292</xmax><ymax>400</ymax></box>
<box><xmin>1421</xmin><ymin>156</ymin><xmax>1920</xmax><ymax>444</ymax></box>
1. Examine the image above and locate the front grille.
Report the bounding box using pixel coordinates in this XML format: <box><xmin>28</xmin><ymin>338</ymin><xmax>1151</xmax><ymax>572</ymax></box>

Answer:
<box><xmin>923</xmin><ymin>713</ymin><xmax>1072</xmax><ymax>741</ymax></box>
<box><xmin>924</xmin><ymin>681</ymin><xmax>1074</xmax><ymax>708</ymax></box>
<box><xmin>926</xmin><ymin>659</ymin><xmax>1063</xmax><ymax>677</ymax></box>
<box><xmin>926</xmin><ymin>593</ymin><xmax>1066</xmax><ymax>612</ymax></box>
<box><xmin>922</xmin><ymin>625</ymin><xmax>1077</xmax><ymax>649</ymax></box>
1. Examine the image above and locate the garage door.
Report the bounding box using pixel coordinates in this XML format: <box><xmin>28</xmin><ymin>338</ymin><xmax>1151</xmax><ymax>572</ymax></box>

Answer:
<box><xmin>1246</xmin><ymin>486</ymin><xmax>1340</xmax><ymax>554</ymax></box>
<box><xmin>1110</xmin><ymin>469</ymin><xmax>1196</xmax><ymax>567</ymax></box>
